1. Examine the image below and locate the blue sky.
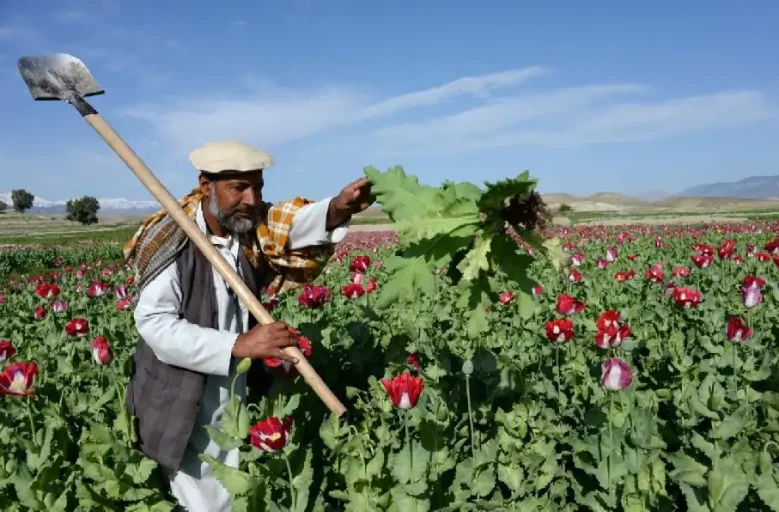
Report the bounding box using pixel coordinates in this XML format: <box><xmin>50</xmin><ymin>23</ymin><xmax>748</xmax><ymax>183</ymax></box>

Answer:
<box><xmin>1</xmin><ymin>0</ymin><xmax>777</xmax><ymax>203</ymax></box>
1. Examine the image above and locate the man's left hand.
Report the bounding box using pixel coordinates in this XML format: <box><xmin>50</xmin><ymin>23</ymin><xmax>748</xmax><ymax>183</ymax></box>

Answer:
<box><xmin>326</xmin><ymin>177</ymin><xmax>375</xmax><ymax>230</ymax></box>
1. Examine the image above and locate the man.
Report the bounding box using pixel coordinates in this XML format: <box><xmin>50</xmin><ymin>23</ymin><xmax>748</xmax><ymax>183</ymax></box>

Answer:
<box><xmin>123</xmin><ymin>140</ymin><xmax>373</xmax><ymax>511</ymax></box>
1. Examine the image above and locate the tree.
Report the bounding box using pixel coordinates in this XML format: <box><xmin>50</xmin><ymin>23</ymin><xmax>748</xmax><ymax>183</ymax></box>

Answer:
<box><xmin>66</xmin><ymin>196</ymin><xmax>100</xmax><ymax>225</ymax></box>
<box><xmin>0</xmin><ymin>200</ymin><xmax>7</xmax><ymax>213</ymax></box>
<box><xmin>558</xmin><ymin>203</ymin><xmax>573</xmax><ymax>214</ymax></box>
<box><xmin>11</xmin><ymin>189</ymin><xmax>34</xmax><ymax>213</ymax></box>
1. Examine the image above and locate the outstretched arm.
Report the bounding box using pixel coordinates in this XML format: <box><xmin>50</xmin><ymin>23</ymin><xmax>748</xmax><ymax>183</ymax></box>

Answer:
<box><xmin>287</xmin><ymin>177</ymin><xmax>374</xmax><ymax>250</ymax></box>
<box><xmin>287</xmin><ymin>198</ymin><xmax>349</xmax><ymax>250</ymax></box>
<box><xmin>325</xmin><ymin>177</ymin><xmax>374</xmax><ymax>230</ymax></box>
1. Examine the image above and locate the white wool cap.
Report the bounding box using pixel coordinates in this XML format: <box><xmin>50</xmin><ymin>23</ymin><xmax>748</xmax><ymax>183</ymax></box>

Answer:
<box><xmin>189</xmin><ymin>140</ymin><xmax>276</xmax><ymax>174</ymax></box>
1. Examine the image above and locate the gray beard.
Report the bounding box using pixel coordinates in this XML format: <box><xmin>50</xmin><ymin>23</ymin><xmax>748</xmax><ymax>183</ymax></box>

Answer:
<box><xmin>207</xmin><ymin>186</ymin><xmax>256</xmax><ymax>234</ymax></box>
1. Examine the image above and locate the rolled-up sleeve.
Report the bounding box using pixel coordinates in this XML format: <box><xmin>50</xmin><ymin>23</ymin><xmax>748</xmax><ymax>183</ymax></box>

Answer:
<box><xmin>133</xmin><ymin>262</ymin><xmax>237</xmax><ymax>376</ymax></box>
<box><xmin>287</xmin><ymin>197</ymin><xmax>349</xmax><ymax>250</ymax></box>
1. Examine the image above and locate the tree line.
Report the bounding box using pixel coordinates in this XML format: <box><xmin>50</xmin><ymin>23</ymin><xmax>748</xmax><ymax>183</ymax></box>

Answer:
<box><xmin>0</xmin><ymin>189</ymin><xmax>101</xmax><ymax>225</ymax></box>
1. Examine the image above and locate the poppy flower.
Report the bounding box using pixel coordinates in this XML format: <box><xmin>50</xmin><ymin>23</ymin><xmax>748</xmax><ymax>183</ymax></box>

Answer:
<box><xmin>742</xmin><ymin>275</ymin><xmax>765</xmax><ymax>309</ymax></box>
<box><xmin>0</xmin><ymin>340</ymin><xmax>16</xmax><ymax>363</ymax></box>
<box><xmin>382</xmin><ymin>372</ymin><xmax>424</xmax><ymax>410</ymax></box>
<box><xmin>91</xmin><ymin>336</ymin><xmax>113</xmax><ymax>365</ymax></box>
<box><xmin>726</xmin><ymin>317</ymin><xmax>752</xmax><ymax>343</ymax></box>
<box><xmin>601</xmin><ymin>358</ymin><xmax>633</xmax><ymax>391</ymax></box>
<box><xmin>342</xmin><ymin>283</ymin><xmax>365</xmax><ymax>299</ymax></box>
<box><xmin>249</xmin><ymin>416</ymin><xmax>294</xmax><ymax>452</ymax></box>
<box><xmin>65</xmin><ymin>317</ymin><xmax>90</xmax><ymax>337</ymax></box>
<box><xmin>545</xmin><ymin>319</ymin><xmax>575</xmax><ymax>342</ymax></box>
<box><xmin>0</xmin><ymin>362</ymin><xmax>38</xmax><ymax>396</ymax></box>
<box><xmin>298</xmin><ymin>284</ymin><xmax>332</xmax><ymax>308</ymax></box>
<box><xmin>349</xmin><ymin>255</ymin><xmax>371</xmax><ymax>274</ymax></box>
<box><xmin>556</xmin><ymin>294</ymin><xmax>585</xmax><ymax>315</ymax></box>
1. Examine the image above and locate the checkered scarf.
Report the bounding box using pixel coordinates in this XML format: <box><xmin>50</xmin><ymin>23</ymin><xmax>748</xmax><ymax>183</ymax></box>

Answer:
<box><xmin>123</xmin><ymin>187</ymin><xmax>335</xmax><ymax>297</ymax></box>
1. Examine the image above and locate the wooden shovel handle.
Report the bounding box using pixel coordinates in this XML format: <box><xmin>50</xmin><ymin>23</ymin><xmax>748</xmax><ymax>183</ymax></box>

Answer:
<box><xmin>82</xmin><ymin>113</ymin><xmax>347</xmax><ymax>417</ymax></box>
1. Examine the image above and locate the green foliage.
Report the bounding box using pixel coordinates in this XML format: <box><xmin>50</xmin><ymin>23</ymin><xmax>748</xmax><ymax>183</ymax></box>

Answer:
<box><xmin>0</xmin><ymin>244</ymin><xmax>122</xmax><ymax>280</ymax></box>
<box><xmin>65</xmin><ymin>196</ymin><xmax>100</xmax><ymax>225</ymax></box>
<box><xmin>11</xmin><ymin>189</ymin><xmax>34</xmax><ymax>213</ymax></box>
<box><xmin>363</xmin><ymin>165</ymin><xmax>548</xmax><ymax>332</ymax></box>
<box><xmin>0</xmin><ymin>200</ymin><xmax>7</xmax><ymax>213</ymax></box>
<box><xmin>558</xmin><ymin>203</ymin><xmax>573</xmax><ymax>214</ymax></box>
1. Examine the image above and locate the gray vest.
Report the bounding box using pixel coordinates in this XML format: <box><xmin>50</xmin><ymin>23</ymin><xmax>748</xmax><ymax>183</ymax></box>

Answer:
<box><xmin>125</xmin><ymin>239</ymin><xmax>271</xmax><ymax>472</ymax></box>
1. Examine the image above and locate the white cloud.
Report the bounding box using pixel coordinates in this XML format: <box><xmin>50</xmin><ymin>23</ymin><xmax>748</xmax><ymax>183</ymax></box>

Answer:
<box><xmin>374</xmin><ymin>84</ymin><xmax>647</xmax><ymax>147</ymax></box>
<box><xmin>126</xmin><ymin>86</ymin><xmax>361</xmax><ymax>152</ymax></box>
<box><xmin>370</xmin><ymin>89</ymin><xmax>776</xmax><ymax>156</ymax></box>
<box><xmin>123</xmin><ymin>67</ymin><xmax>548</xmax><ymax>153</ymax></box>
<box><xmin>122</xmin><ymin>67</ymin><xmax>776</xmax><ymax>159</ymax></box>
<box><xmin>571</xmin><ymin>91</ymin><xmax>773</xmax><ymax>137</ymax></box>
<box><xmin>356</xmin><ymin>67</ymin><xmax>550</xmax><ymax>119</ymax></box>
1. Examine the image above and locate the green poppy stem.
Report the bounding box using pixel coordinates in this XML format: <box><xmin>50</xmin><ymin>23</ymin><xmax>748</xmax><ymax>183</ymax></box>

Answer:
<box><xmin>556</xmin><ymin>343</ymin><xmax>561</xmax><ymax>420</ymax></box>
<box><xmin>26</xmin><ymin>397</ymin><xmax>37</xmax><ymax>447</ymax></box>
<box><xmin>283</xmin><ymin>451</ymin><xmax>297</xmax><ymax>511</ymax></box>
<box><xmin>608</xmin><ymin>391</ymin><xmax>615</xmax><ymax>502</ymax></box>
<box><xmin>110</xmin><ymin>366</ymin><xmax>132</xmax><ymax>444</ymax></box>
<box><xmin>466</xmin><ymin>374</ymin><xmax>476</xmax><ymax>456</ymax></box>
<box><xmin>404</xmin><ymin>410</ymin><xmax>412</xmax><ymax>472</ymax></box>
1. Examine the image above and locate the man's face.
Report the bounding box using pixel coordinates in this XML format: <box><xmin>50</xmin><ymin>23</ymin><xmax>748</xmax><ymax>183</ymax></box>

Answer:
<box><xmin>200</xmin><ymin>171</ymin><xmax>264</xmax><ymax>234</ymax></box>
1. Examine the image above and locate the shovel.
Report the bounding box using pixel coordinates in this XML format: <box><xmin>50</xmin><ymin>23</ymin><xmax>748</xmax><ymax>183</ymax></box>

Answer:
<box><xmin>16</xmin><ymin>53</ymin><xmax>347</xmax><ymax>417</ymax></box>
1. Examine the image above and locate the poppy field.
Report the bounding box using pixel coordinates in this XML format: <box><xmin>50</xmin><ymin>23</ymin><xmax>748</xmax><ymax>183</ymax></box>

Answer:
<box><xmin>3</xmin><ymin>168</ymin><xmax>779</xmax><ymax>510</ymax></box>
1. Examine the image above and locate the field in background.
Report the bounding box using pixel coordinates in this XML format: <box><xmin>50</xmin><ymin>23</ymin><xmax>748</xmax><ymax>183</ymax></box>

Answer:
<box><xmin>0</xmin><ymin>212</ymin><xmax>143</xmax><ymax>246</ymax></box>
<box><xmin>3</xmin><ymin>191</ymin><xmax>779</xmax><ymax>247</ymax></box>
<box><xmin>0</xmin><ymin>209</ymin><xmax>392</xmax><ymax>247</ymax></box>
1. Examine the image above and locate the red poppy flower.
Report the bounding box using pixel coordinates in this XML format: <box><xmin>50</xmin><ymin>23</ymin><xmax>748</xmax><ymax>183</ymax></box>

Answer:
<box><xmin>65</xmin><ymin>318</ymin><xmax>90</xmax><ymax>337</ymax></box>
<box><xmin>0</xmin><ymin>340</ymin><xmax>16</xmax><ymax>363</ymax></box>
<box><xmin>382</xmin><ymin>372</ymin><xmax>424</xmax><ymax>410</ymax></box>
<box><xmin>0</xmin><ymin>362</ymin><xmax>38</xmax><ymax>396</ymax></box>
<box><xmin>249</xmin><ymin>416</ymin><xmax>294</xmax><ymax>452</ymax></box>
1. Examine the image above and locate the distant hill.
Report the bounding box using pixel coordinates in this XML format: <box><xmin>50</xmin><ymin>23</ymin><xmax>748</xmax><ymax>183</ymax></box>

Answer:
<box><xmin>540</xmin><ymin>191</ymin><xmax>779</xmax><ymax>214</ymax></box>
<box><xmin>542</xmin><ymin>192</ymin><xmax>646</xmax><ymax>212</ymax></box>
<box><xmin>679</xmin><ymin>175</ymin><xmax>779</xmax><ymax>199</ymax></box>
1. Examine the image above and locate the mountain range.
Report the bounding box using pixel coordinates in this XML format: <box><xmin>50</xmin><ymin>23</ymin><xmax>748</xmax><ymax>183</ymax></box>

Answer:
<box><xmin>677</xmin><ymin>175</ymin><xmax>779</xmax><ymax>199</ymax></box>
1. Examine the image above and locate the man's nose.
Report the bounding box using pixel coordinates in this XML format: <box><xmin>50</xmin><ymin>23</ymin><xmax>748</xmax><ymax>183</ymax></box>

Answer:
<box><xmin>242</xmin><ymin>188</ymin><xmax>258</xmax><ymax>207</ymax></box>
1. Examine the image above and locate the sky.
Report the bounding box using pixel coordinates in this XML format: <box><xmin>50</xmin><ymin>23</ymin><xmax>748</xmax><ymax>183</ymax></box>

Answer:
<box><xmin>0</xmin><ymin>0</ymin><xmax>778</xmax><ymax>203</ymax></box>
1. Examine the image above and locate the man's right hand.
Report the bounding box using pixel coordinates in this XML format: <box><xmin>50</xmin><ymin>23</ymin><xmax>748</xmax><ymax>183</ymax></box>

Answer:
<box><xmin>232</xmin><ymin>322</ymin><xmax>300</xmax><ymax>364</ymax></box>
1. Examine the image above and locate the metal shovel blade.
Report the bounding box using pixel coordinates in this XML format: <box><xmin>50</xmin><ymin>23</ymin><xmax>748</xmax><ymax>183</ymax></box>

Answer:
<box><xmin>17</xmin><ymin>53</ymin><xmax>104</xmax><ymax>101</ymax></box>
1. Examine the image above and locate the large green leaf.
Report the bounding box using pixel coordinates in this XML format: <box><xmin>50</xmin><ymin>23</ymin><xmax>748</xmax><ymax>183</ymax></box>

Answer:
<box><xmin>457</xmin><ymin>236</ymin><xmax>492</xmax><ymax>282</ymax></box>
<box><xmin>757</xmin><ymin>473</ymin><xmax>779</xmax><ymax>512</ymax></box>
<box><xmin>373</xmin><ymin>257</ymin><xmax>436</xmax><ymax>309</ymax></box>
<box><xmin>707</xmin><ymin>457</ymin><xmax>749</xmax><ymax>511</ymax></box>
<box><xmin>363</xmin><ymin>165</ymin><xmax>443</xmax><ymax>222</ymax></box>
<box><xmin>667</xmin><ymin>452</ymin><xmax>708</xmax><ymax>487</ymax></box>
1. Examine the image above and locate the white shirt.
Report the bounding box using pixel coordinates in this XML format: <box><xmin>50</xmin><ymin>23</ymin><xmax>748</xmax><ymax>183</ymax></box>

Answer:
<box><xmin>133</xmin><ymin>198</ymin><xmax>348</xmax><ymax>512</ymax></box>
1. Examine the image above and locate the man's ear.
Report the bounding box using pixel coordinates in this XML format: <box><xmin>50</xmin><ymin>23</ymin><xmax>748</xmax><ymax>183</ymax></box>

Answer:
<box><xmin>199</xmin><ymin>173</ymin><xmax>213</xmax><ymax>197</ymax></box>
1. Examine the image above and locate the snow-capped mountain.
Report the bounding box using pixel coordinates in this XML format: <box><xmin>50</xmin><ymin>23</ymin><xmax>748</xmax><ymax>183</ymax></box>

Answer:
<box><xmin>0</xmin><ymin>192</ymin><xmax>160</xmax><ymax>215</ymax></box>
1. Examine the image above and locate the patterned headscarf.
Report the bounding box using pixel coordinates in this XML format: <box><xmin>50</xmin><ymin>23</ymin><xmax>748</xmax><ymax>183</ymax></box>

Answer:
<box><xmin>123</xmin><ymin>187</ymin><xmax>335</xmax><ymax>297</ymax></box>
